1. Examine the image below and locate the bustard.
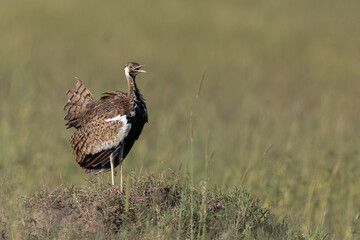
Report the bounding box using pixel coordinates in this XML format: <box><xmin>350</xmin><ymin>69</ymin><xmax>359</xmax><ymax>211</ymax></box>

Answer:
<box><xmin>64</xmin><ymin>62</ymin><xmax>148</xmax><ymax>191</ymax></box>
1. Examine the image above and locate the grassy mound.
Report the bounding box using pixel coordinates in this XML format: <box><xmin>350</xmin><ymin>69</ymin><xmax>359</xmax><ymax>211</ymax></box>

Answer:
<box><xmin>15</xmin><ymin>171</ymin><xmax>322</xmax><ymax>239</ymax></box>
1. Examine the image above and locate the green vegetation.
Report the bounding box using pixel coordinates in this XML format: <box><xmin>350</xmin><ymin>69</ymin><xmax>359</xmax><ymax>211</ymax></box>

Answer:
<box><xmin>1</xmin><ymin>0</ymin><xmax>360</xmax><ymax>239</ymax></box>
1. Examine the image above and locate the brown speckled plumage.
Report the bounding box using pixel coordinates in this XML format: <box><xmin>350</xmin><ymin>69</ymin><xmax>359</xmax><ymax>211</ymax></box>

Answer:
<box><xmin>64</xmin><ymin>63</ymin><xmax>148</xmax><ymax>175</ymax></box>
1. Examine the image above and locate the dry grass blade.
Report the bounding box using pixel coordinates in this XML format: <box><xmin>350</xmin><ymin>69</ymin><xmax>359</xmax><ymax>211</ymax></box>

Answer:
<box><xmin>196</xmin><ymin>68</ymin><xmax>207</xmax><ymax>99</ymax></box>
<box><xmin>264</xmin><ymin>144</ymin><xmax>273</xmax><ymax>155</ymax></box>
<box><xmin>240</xmin><ymin>166</ymin><xmax>252</xmax><ymax>187</ymax></box>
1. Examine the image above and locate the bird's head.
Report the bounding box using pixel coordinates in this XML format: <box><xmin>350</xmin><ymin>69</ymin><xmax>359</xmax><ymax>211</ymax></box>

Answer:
<box><xmin>124</xmin><ymin>62</ymin><xmax>146</xmax><ymax>78</ymax></box>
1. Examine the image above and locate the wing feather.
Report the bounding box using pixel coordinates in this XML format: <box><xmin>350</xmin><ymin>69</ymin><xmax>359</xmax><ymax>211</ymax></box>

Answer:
<box><xmin>69</xmin><ymin>92</ymin><xmax>131</xmax><ymax>168</ymax></box>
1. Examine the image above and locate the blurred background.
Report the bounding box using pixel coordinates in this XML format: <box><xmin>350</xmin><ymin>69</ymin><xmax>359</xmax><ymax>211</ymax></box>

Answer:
<box><xmin>1</xmin><ymin>0</ymin><xmax>360</xmax><ymax>238</ymax></box>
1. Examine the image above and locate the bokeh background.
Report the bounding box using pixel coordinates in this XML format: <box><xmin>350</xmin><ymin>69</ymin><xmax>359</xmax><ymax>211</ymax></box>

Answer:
<box><xmin>1</xmin><ymin>0</ymin><xmax>360</xmax><ymax>238</ymax></box>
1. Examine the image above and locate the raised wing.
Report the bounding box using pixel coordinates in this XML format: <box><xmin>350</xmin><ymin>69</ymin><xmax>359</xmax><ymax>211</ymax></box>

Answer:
<box><xmin>70</xmin><ymin>94</ymin><xmax>131</xmax><ymax>172</ymax></box>
<box><xmin>64</xmin><ymin>78</ymin><xmax>95</xmax><ymax>129</ymax></box>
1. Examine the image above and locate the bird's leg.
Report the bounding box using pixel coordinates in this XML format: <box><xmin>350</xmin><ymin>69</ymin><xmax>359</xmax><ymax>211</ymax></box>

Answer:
<box><xmin>120</xmin><ymin>142</ymin><xmax>125</xmax><ymax>192</ymax></box>
<box><xmin>110</xmin><ymin>153</ymin><xmax>114</xmax><ymax>186</ymax></box>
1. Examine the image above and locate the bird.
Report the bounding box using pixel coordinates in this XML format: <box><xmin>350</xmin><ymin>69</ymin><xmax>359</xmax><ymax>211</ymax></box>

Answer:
<box><xmin>63</xmin><ymin>62</ymin><xmax>148</xmax><ymax>191</ymax></box>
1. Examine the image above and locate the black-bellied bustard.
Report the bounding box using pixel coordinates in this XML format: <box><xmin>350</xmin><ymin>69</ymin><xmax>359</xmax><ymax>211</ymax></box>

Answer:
<box><xmin>64</xmin><ymin>62</ymin><xmax>148</xmax><ymax>192</ymax></box>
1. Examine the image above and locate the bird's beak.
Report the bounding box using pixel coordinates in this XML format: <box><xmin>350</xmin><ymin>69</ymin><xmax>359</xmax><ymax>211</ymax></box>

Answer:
<box><xmin>135</xmin><ymin>65</ymin><xmax>146</xmax><ymax>73</ymax></box>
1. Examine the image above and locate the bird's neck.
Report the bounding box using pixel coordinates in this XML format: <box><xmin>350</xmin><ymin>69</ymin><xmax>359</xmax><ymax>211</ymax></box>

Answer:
<box><xmin>126</xmin><ymin>74</ymin><xmax>142</xmax><ymax>104</ymax></box>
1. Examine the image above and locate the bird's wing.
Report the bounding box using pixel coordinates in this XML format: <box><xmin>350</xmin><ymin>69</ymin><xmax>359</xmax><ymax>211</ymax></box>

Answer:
<box><xmin>101</xmin><ymin>90</ymin><xmax>128</xmax><ymax>99</ymax></box>
<box><xmin>70</xmin><ymin>97</ymin><xmax>131</xmax><ymax>166</ymax></box>
<box><xmin>64</xmin><ymin>78</ymin><xmax>95</xmax><ymax>129</ymax></box>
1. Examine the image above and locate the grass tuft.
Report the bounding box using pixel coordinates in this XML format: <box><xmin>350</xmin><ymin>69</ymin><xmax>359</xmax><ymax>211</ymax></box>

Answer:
<box><xmin>15</xmin><ymin>170</ymin><xmax>311</xmax><ymax>239</ymax></box>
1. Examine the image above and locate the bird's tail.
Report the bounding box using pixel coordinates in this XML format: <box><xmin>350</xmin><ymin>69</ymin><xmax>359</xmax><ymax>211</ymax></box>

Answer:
<box><xmin>64</xmin><ymin>78</ymin><xmax>95</xmax><ymax>129</ymax></box>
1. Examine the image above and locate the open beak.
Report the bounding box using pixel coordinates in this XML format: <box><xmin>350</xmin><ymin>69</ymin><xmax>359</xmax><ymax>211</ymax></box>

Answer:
<box><xmin>135</xmin><ymin>64</ymin><xmax>146</xmax><ymax>73</ymax></box>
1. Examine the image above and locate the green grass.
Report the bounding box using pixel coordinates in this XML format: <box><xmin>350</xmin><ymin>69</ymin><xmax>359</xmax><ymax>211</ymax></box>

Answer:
<box><xmin>1</xmin><ymin>0</ymin><xmax>360</xmax><ymax>239</ymax></box>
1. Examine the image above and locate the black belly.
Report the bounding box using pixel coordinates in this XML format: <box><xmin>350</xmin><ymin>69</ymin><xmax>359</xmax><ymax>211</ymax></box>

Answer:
<box><xmin>123</xmin><ymin>115</ymin><xmax>147</xmax><ymax>159</ymax></box>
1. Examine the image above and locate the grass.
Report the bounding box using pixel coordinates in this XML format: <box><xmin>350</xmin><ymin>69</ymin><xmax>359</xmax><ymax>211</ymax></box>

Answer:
<box><xmin>6</xmin><ymin>171</ymin><xmax>317</xmax><ymax>239</ymax></box>
<box><xmin>1</xmin><ymin>0</ymin><xmax>360</xmax><ymax>239</ymax></box>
